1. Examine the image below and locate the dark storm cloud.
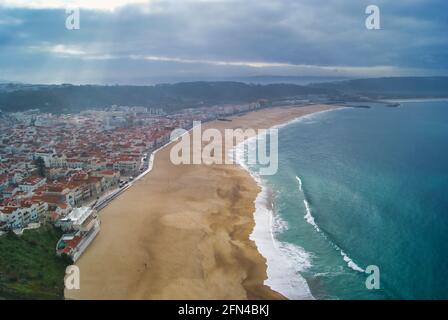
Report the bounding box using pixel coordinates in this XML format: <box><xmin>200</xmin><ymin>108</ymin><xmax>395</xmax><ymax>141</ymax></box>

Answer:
<box><xmin>0</xmin><ymin>0</ymin><xmax>447</xmax><ymax>83</ymax></box>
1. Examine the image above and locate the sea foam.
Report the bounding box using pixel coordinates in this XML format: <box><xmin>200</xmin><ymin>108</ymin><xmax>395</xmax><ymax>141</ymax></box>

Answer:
<box><xmin>232</xmin><ymin>138</ymin><xmax>314</xmax><ymax>300</ymax></box>
<box><xmin>295</xmin><ymin>176</ymin><xmax>365</xmax><ymax>273</ymax></box>
<box><xmin>295</xmin><ymin>175</ymin><xmax>303</xmax><ymax>191</ymax></box>
<box><xmin>229</xmin><ymin>107</ymin><xmax>354</xmax><ymax>299</ymax></box>
<box><xmin>303</xmin><ymin>199</ymin><xmax>320</xmax><ymax>232</ymax></box>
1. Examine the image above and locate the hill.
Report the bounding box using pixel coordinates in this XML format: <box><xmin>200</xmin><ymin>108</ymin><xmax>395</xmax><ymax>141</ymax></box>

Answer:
<box><xmin>310</xmin><ymin>77</ymin><xmax>448</xmax><ymax>98</ymax></box>
<box><xmin>0</xmin><ymin>82</ymin><xmax>329</xmax><ymax>113</ymax></box>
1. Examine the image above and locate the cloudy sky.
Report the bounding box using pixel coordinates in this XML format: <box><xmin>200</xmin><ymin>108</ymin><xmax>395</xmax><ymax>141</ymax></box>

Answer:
<box><xmin>0</xmin><ymin>0</ymin><xmax>447</xmax><ymax>84</ymax></box>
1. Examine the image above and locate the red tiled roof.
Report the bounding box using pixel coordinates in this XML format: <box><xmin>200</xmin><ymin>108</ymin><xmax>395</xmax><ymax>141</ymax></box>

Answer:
<box><xmin>1</xmin><ymin>206</ymin><xmax>18</xmax><ymax>214</ymax></box>
<box><xmin>97</xmin><ymin>170</ymin><xmax>116</xmax><ymax>175</ymax></box>
<box><xmin>21</xmin><ymin>175</ymin><xmax>44</xmax><ymax>185</ymax></box>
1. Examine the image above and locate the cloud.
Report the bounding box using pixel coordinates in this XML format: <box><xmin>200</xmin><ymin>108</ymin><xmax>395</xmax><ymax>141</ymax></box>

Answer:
<box><xmin>132</xmin><ymin>54</ymin><xmax>417</xmax><ymax>77</ymax></box>
<box><xmin>47</xmin><ymin>44</ymin><xmax>86</xmax><ymax>55</ymax></box>
<box><xmin>27</xmin><ymin>46</ymin><xmax>422</xmax><ymax>77</ymax></box>
<box><xmin>0</xmin><ymin>0</ymin><xmax>447</xmax><ymax>83</ymax></box>
<box><xmin>0</xmin><ymin>15</ymin><xmax>22</xmax><ymax>25</ymax></box>
<box><xmin>0</xmin><ymin>0</ymin><xmax>151</xmax><ymax>10</ymax></box>
<box><xmin>133</xmin><ymin>55</ymin><xmax>293</xmax><ymax>68</ymax></box>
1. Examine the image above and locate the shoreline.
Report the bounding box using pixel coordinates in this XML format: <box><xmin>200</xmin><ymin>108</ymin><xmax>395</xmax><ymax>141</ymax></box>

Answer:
<box><xmin>233</xmin><ymin>107</ymin><xmax>346</xmax><ymax>300</ymax></box>
<box><xmin>66</xmin><ymin>104</ymin><xmax>340</xmax><ymax>300</ymax></box>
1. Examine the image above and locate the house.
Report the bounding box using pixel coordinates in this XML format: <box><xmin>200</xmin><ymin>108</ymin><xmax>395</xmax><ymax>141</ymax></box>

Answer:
<box><xmin>0</xmin><ymin>206</ymin><xmax>21</xmax><ymax>229</ymax></box>
<box><xmin>47</xmin><ymin>168</ymin><xmax>69</xmax><ymax>180</ymax></box>
<box><xmin>19</xmin><ymin>176</ymin><xmax>47</xmax><ymax>193</ymax></box>
<box><xmin>48</xmin><ymin>202</ymin><xmax>72</xmax><ymax>223</ymax></box>
<box><xmin>20</xmin><ymin>200</ymin><xmax>46</xmax><ymax>224</ymax></box>
<box><xmin>44</xmin><ymin>183</ymin><xmax>76</xmax><ymax>207</ymax></box>
<box><xmin>87</xmin><ymin>176</ymin><xmax>104</xmax><ymax>196</ymax></box>
<box><xmin>113</xmin><ymin>156</ymin><xmax>139</xmax><ymax>173</ymax></box>
<box><xmin>56</xmin><ymin>233</ymin><xmax>83</xmax><ymax>257</ymax></box>
<box><xmin>0</xmin><ymin>203</ymin><xmax>43</xmax><ymax>230</ymax></box>
<box><xmin>33</xmin><ymin>194</ymin><xmax>70</xmax><ymax>218</ymax></box>
<box><xmin>67</xmin><ymin>174</ymin><xmax>92</xmax><ymax>203</ymax></box>
<box><xmin>23</xmin><ymin>198</ymin><xmax>47</xmax><ymax>215</ymax></box>
<box><xmin>56</xmin><ymin>207</ymin><xmax>94</xmax><ymax>231</ymax></box>
<box><xmin>66</xmin><ymin>159</ymin><xmax>86</xmax><ymax>169</ymax></box>
<box><xmin>2</xmin><ymin>185</ymin><xmax>20</xmax><ymax>199</ymax></box>
<box><xmin>92</xmin><ymin>170</ymin><xmax>120</xmax><ymax>189</ymax></box>
<box><xmin>0</xmin><ymin>174</ymin><xmax>8</xmax><ymax>193</ymax></box>
<box><xmin>42</xmin><ymin>154</ymin><xmax>67</xmax><ymax>168</ymax></box>
<box><xmin>56</xmin><ymin>207</ymin><xmax>101</xmax><ymax>262</ymax></box>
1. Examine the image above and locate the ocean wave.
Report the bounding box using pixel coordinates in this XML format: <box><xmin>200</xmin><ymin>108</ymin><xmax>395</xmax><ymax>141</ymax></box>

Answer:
<box><xmin>251</xmin><ymin>177</ymin><xmax>314</xmax><ymax>299</ymax></box>
<box><xmin>303</xmin><ymin>199</ymin><xmax>320</xmax><ymax>233</ymax></box>
<box><xmin>271</xmin><ymin>107</ymin><xmax>346</xmax><ymax>130</ymax></box>
<box><xmin>295</xmin><ymin>175</ymin><xmax>303</xmax><ymax>191</ymax></box>
<box><xmin>230</xmin><ymin>109</ymin><xmax>354</xmax><ymax>299</ymax></box>
<box><xmin>340</xmin><ymin>250</ymin><xmax>365</xmax><ymax>273</ymax></box>
<box><xmin>233</xmin><ymin>138</ymin><xmax>314</xmax><ymax>300</ymax></box>
<box><xmin>296</xmin><ymin>177</ymin><xmax>365</xmax><ymax>273</ymax></box>
<box><xmin>271</xmin><ymin>204</ymin><xmax>289</xmax><ymax>234</ymax></box>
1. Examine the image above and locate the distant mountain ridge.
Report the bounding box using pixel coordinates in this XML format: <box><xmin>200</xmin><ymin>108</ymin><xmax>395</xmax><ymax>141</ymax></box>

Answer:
<box><xmin>0</xmin><ymin>81</ymin><xmax>330</xmax><ymax>113</ymax></box>
<box><xmin>0</xmin><ymin>77</ymin><xmax>447</xmax><ymax>113</ymax></box>
<box><xmin>310</xmin><ymin>76</ymin><xmax>448</xmax><ymax>98</ymax></box>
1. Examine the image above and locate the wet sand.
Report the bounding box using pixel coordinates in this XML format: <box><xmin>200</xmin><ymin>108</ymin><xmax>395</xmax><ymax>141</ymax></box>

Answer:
<box><xmin>66</xmin><ymin>104</ymin><xmax>339</xmax><ymax>300</ymax></box>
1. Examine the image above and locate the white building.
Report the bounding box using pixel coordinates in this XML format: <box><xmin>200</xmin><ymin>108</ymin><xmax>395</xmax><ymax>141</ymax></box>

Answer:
<box><xmin>56</xmin><ymin>206</ymin><xmax>101</xmax><ymax>262</ymax></box>
<box><xmin>113</xmin><ymin>156</ymin><xmax>139</xmax><ymax>173</ymax></box>
<box><xmin>56</xmin><ymin>207</ymin><xmax>96</xmax><ymax>232</ymax></box>
<box><xmin>0</xmin><ymin>202</ymin><xmax>46</xmax><ymax>230</ymax></box>
<box><xmin>43</xmin><ymin>154</ymin><xmax>67</xmax><ymax>168</ymax></box>
<box><xmin>19</xmin><ymin>176</ymin><xmax>46</xmax><ymax>193</ymax></box>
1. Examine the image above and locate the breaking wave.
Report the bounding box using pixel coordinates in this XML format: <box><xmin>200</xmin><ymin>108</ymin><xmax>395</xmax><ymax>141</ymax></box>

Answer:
<box><xmin>233</xmin><ymin>137</ymin><xmax>315</xmax><ymax>299</ymax></box>
<box><xmin>296</xmin><ymin>175</ymin><xmax>365</xmax><ymax>273</ymax></box>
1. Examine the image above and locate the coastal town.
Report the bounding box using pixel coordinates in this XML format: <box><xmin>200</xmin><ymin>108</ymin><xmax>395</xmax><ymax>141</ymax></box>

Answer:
<box><xmin>0</xmin><ymin>101</ymin><xmax>266</xmax><ymax>261</ymax></box>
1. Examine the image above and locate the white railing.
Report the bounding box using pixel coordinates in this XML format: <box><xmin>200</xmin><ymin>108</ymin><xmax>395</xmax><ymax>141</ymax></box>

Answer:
<box><xmin>71</xmin><ymin>222</ymin><xmax>100</xmax><ymax>262</ymax></box>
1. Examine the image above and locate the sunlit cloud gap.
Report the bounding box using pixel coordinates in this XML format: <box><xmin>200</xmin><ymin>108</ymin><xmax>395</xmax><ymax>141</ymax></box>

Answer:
<box><xmin>133</xmin><ymin>55</ymin><xmax>411</xmax><ymax>74</ymax></box>
<box><xmin>33</xmin><ymin>45</ymin><xmax>400</xmax><ymax>71</ymax></box>
<box><xmin>39</xmin><ymin>47</ymin><xmax>408</xmax><ymax>75</ymax></box>
<box><xmin>28</xmin><ymin>43</ymin><xmax>422</xmax><ymax>77</ymax></box>
<box><xmin>0</xmin><ymin>0</ymin><xmax>150</xmax><ymax>10</ymax></box>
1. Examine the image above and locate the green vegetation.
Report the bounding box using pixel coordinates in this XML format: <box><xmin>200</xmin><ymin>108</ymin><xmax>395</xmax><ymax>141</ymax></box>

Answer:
<box><xmin>35</xmin><ymin>157</ymin><xmax>46</xmax><ymax>177</ymax></box>
<box><xmin>0</xmin><ymin>224</ymin><xmax>71</xmax><ymax>300</ymax></box>
<box><xmin>0</xmin><ymin>81</ymin><xmax>329</xmax><ymax>113</ymax></box>
<box><xmin>1</xmin><ymin>77</ymin><xmax>448</xmax><ymax>114</ymax></box>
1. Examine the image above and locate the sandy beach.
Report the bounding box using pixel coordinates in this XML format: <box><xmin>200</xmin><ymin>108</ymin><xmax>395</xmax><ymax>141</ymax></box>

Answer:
<box><xmin>65</xmin><ymin>104</ymin><xmax>339</xmax><ymax>300</ymax></box>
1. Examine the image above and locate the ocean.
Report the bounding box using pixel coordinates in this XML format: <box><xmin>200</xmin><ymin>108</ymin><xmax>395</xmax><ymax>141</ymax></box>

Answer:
<box><xmin>238</xmin><ymin>100</ymin><xmax>448</xmax><ymax>300</ymax></box>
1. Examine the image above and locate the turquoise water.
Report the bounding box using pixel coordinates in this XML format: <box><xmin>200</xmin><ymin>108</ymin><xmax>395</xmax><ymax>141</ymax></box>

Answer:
<box><xmin>247</xmin><ymin>101</ymin><xmax>448</xmax><ymax>300</ymax></box>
